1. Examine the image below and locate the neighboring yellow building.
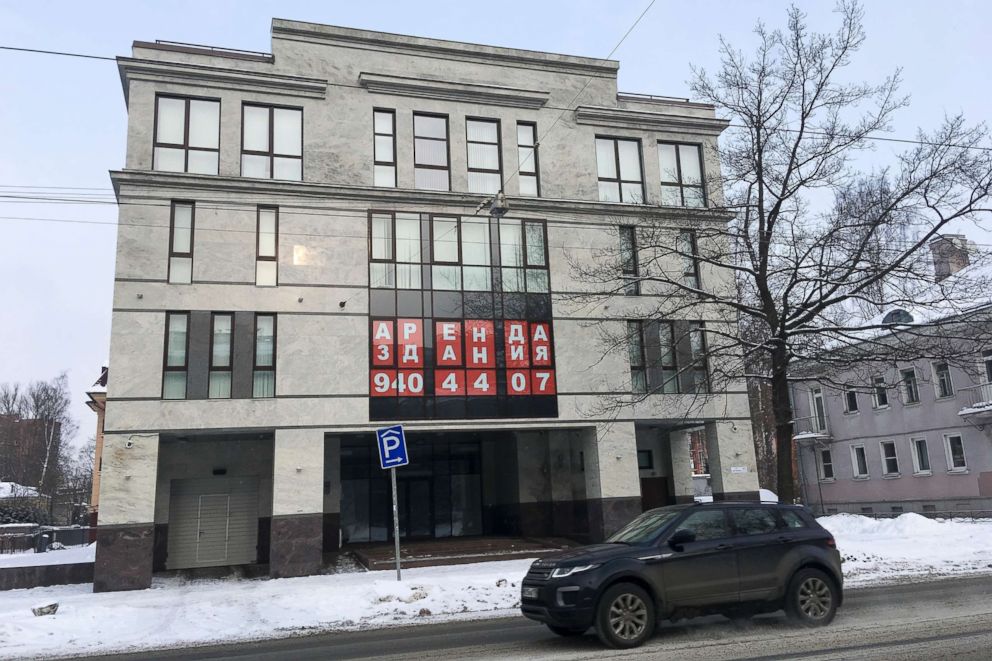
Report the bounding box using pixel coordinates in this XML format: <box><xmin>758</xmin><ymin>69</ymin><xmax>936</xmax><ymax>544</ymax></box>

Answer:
<box><xmin>85</xmin><ymin>366</ymin><xmax>108</xmax><ymax>526</ymax></box>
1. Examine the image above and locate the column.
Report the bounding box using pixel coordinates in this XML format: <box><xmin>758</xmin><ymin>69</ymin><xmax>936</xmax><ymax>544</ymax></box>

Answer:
<box><xmin>704</xmin><ymin>420</ymin><xmax>761</xmax><ymax>500</ymax></box>
<box><xmin>93</xmin><ymin>432</ymin><xmax>159</xmax><ymax>592</ymax></box>
<box><xmin>669</xmin><ymin>430</ymin><xmax>696</xmax><ymax>504</ymax></box>
<box><xmin>270</xmin><ymin>428</ymin><xmax>324</xmax><ymax>578</ymax></box>
<box><xmin>515</xmin><ymin>431</ymin><xmax>552</xmax><ymax>536</ymax></box>
<box><xmin>581</xmin><ymin>422</ymin><xmax>642</xmax><ymax>540</ymax></box>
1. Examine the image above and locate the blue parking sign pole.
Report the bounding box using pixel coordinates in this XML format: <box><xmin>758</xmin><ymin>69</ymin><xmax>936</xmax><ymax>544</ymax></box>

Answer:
<box><xmin>376</xmin><ymin>425</ymin><xmax>409</xmax><ymax>581</ymax></box>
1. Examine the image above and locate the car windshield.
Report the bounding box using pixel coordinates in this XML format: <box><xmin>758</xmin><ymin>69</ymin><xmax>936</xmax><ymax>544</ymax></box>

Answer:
<box><xmin>607</xmin><ymin>509</ymin><xmax>682</xmax><ymax>544</ymax></box>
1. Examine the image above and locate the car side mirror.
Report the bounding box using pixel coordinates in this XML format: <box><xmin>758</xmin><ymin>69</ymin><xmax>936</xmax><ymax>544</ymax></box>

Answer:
<box><xmin>668</xmin><ymin>528</ymin><xmax>695</xmax><ymax>550</ymax></box>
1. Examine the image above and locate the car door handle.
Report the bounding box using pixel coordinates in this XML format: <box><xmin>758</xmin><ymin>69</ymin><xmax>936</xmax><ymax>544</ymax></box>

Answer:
<box><xmin>776</xmin><ymin>536</ymin><xmax>790</xmax><ymax>544</ymax></box>
<box><xmin>715</xmin><ymin>543</ymin><xmax>734</xmax><ymax>551</ymax></box>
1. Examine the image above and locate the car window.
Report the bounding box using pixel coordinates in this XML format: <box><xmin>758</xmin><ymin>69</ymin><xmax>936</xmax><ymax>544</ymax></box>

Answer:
<box><xmin>608</xmin><ymin>509</ymin><xmax>682</xmax><ymax>543</ymax></box>
<box><xmin>730</xmin><ymin>508</ymin><xmax>778</xmax><ymax>535</ymax></box>
<box><xmin>678</xmin><ymin>509</ymin><xmax>731</xmax><ymax>541</ymax></box>
<box><xmin>780</xmin><ymin>510</ymin><xmax>808</xmax><ymax>529</ymax></box>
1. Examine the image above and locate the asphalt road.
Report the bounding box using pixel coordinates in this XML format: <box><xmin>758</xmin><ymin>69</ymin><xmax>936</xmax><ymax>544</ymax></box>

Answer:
<box><xmin>86</xmin><ymin>575</ymin><xmax>992</xmax><ymax>661</ymax></box>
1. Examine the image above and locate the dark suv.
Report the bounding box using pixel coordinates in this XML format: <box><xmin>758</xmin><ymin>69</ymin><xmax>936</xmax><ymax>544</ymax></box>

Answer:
<box><xmin>520</xmin><ymin>502</ymin><xmax>842</xmax><ymax>648</ymax></box>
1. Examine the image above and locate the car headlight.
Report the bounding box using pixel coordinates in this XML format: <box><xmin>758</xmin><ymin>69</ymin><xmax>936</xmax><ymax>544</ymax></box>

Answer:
<box><xmin>550</xmin><ymin>564</ymin><xmax>599</xmax><ymax>578</ymax></box>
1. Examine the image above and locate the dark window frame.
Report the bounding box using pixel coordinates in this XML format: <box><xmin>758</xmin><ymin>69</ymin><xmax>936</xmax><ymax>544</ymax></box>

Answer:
<box><xmin>628</xmin><ymin>320</ymin><xmax>647</xmax><ymax>394</ymax></box>
<box><xmin>373</xmin><ymin>108</ymin><xmax>397</xmax><ymax>188</ymax></box>
<box><xmin>167</xmin><ymin>200</ymin><xmax>195</xmax><ymax>284</ymax></box>
<box><xmin>658</xmin><ymin>141</ymin><xmax>707</xmax><ymax>207</ymax></box>
<box><xmin>152</xmin><ymin>94</ymin><xmax>221</xmax><ymax>174</ymax></box>
<box><xmin>880</xmin><ymin>440</ymin><xmax>899</xmax><ymax>475</ymax></box>
<box><xmin>637</xmin><ymin>449</ymin><xmax>653</xmax><ymax>470</ymax></box>
<box><xmin>413</xmin><ymin>112</ymin><xmax>451</xmax><ymax>191</ymax></box>
<box><xmin>208</xmin><ymin>312</ymin><xmax>234</xmax><ymax>399</ymax></box>
<box><xmin>901</xmin><ymin>368</ymin><xmax>920</xmax><ymax>404</ymax></box>
<box><xmin>596</xmin><ymin>135</ymin><xmax>645</xmax><ymax>204</ymax></box>
<box><xmin>161</xmin><ymin>311</ymin><xmax>190</xmax><ymax>400</ymax></box>
<box><xmin>465</xmin><ymin>117</ymin><xmax>503</xmax><ymax>194</ymax></box>
<box><xmin>820</xmin><ymin>449</ymin><xmax>834</xmax><ymax>480</ymax></box>
<box><xmin>933</xmin><ymin>362</ymin><xmax>954</xmax><ymax>398</ymax></box>
<box><xmin>619</xmin><ymin>225</ymin><xmax>640</xmax><ymax>295</ymax></box>
<box><xmin>516</xmin><ymin>121</ymin><xmax>540</xmax><ymax>196</ymax></box>
<box><xmin>687</xmin><ymin>321</ymin><xmax>710</xmax><ymax>394</ymax></box>
<box><xmin>844</xmin><ymin>388</ymin><xmax>859</xmax><ymax>413</ymax></box>
<box><xmin>240</xmin><ymin>102</ymin><xmax>304</xmax><ymax>181</ymax></box>
<box><xmin>678</xmin><ymin>229</ymin><xmax>702</xmax><ymax>289</ymax></box>
<box><xmin>253</xmin><ymin>313</ymin><xmax>277</xmax><ymax>398</ymax></box>
<box><xmin>430</xmin><ymin>215</ymin><xmax>463</xmax><ymax>266</ymax></box>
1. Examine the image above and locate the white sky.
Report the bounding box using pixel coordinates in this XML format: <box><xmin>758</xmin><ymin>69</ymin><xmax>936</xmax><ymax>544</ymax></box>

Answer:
<box><xmin>0</xmin><ymin>0</ymin><xmax>989</xmax><ymax>448</ymax></box>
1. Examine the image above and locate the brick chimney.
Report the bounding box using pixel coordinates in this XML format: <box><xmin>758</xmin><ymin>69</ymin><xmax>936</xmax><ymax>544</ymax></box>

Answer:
<box><xmin>930</xmin><ymin>234</ymin><xmax>972</xmax><ymax>283</ymax></box>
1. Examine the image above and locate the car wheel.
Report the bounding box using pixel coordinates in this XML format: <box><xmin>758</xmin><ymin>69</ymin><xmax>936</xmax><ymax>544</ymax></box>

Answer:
<box><xmin>594</xmin><ymin>582</ymin><xmax>656</xmax><ymax>649</ymax></box>
<box><xmin>547</xmin><ymin>624</ymin><xmax>586</xmax><ymax>637</ymax></box>
<box><xmin>786</xmin><ymin>568</ymin><xmax>837</xmax><ymax>626</ymax></box>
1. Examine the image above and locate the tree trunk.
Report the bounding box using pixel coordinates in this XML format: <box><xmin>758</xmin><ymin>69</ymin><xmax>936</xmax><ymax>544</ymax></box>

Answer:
<box><xmin>770</xmin><ymin>343</ymin><xmax>796</xmax><ymax>503</ymax></box>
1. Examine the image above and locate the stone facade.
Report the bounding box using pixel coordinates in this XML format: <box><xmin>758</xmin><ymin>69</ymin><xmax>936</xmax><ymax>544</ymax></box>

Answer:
<box><xmin>95</xmin><ymin>20</ymin><xmax>759</xmax><ymax>591</ymax></box>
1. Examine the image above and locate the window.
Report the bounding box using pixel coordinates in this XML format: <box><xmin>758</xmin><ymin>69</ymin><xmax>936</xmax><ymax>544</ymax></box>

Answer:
<box><xmin>730</xmin><ymin>508</ymin><xmax>778</xmax><ymax>536</ymax></box>
<box><xmin>678</xmin><ymin>509</ymin><xmax>731</xmax><ymax>541</ymax></box>
<box><xmin>373</xmin><ymin>109</ymin><xmax>396</xmax><ymax>187</ymax></box>
<box><xmin>637</xmin><ymin>449</ymin><xmax>653</xmax><ymax>470</ymax></box>
<box><xmin>819</xmin><ymin>449</ymin><xmax>834</xmax><ymax>480</ymax></box>
<box><xmin>658</xmin><ymin>142</ymin><xmax>705</xmax><ymax>207</ymax></box>
<box><xmin>253</xmin><ymin>314</ymin><xmax>276</xmax><ymax>398</ymax></box>
<box><xmin>901</xmin><ymin>368</ymin><xmax>920</xmax><ymax>404</ymax></box>
<box><xmin>430</xmin><ymin>215</ymin><xmax>494</xmax><ymax>291</ymax></box>
<box><xmin>466</xmin><ymin>118</ymin><xmax>502</xmax><ymax>194</ymax></box>
<box><xmin>162</xmin><ymin>312</ymin><xmax>189</xmax><ymax>399</ymax></box>
<box><xmin>628</xmin><ymin>321</ymin><xmax>647</xmax><ymax>393</ymax></box>
<box><xmin>851</xmin><ymin>444</ymin><xmax>869</xmax><ymax>478</ymax></box>
<box><xmin>880</xmin><ymin>441</ymin><xmax>899</xmax><ymax>475</ymax></box>
<box><xmin>256</xmin><ymin>207</ymin><xmax>278</xmax><ymax>286</ymax></box>
<box><xmin>943</xmin><ymin>434</ymin><xmax>967</xmax><ymax>471</ymax></box>
<box><xmin>933</xmin><ymin>362</ymin><xmax>954</xmax><ymax>398</ymax></box>
<box><xmin>241</xmin><ymin>104</ymin><xmax>303</xmax><ymax>181</ymax></box>
<box><xmin>843</xmin><ymin>388</ymin><xmax>859</xmax><ymax>413</ymax></box>
<box><xmin>688</xmin><ymin>322</ymin><xmax>709</xmax><ymax>393</ymax></box>
<box><xmin>595</xmin><ymin>137</ymin><xmax>643</xmax><ymax>203</ymax></box>
<box><xmin>499</xmin><ymin>218</ymin><xmax>548</xmax><ymax>293</ymax></box>
<box><xmin>810</xmin><ymin>387</ymin><xmax>827</xmax><ymax>432</ymax></box>
<box><xmin>517</xmin><ymin>122</ymin><xmax>539</xmax><ymax>196</ymax></box>
<box><xmin>677</xmin><ymin>230</ymin><xmax>701</xmax><ymax>289</ymax></box>
<box><xmin>413</xmin><ymin>113</ymin><xmax>449</xmax><ymax>191</ymax></box>
<box><xmin>369</xmin><ymin>212</ymin><xmax>422</xmax><ymax>289</ymax></box>
<box><xmin>910</xmin><ymin>438</ymin><xmax>931</xmax><ymax>475</ymax></box>
<box><xmin>168</xmin><ymin>202</ymin><xmax>194</xmax><ymax>284</ymax></box>
<box><xmin>658</xmin><ymin>323</ymin><xmax>680</xmax><ymax>394</ymax></box>
<box><xmin>872</xmin><ymin>377</ymin><xmax>889</xmax><ymax>408</ymax></box>
<box><xmin>983</xmin><ymin>350</ymin><xmax>992</xmax><ymax>383</ymax></box>
<box><xmin>619</xmin><ymin>226</ymin><xmax>639</xmax><ymax>295</ymax></box>
<box><xmin>153</xmin><ymin>96</ymin><xmax>219</xmax><ymax>174</ymax></box>
<box><xmin>208</xmin><ymin>313</ymin><xmax>233</xmax><ymax>398</ymax></box>
<box><xmin>780</xmin><ymin>511</ymin><xmax>808</xmax><ymax>528</ymax></box>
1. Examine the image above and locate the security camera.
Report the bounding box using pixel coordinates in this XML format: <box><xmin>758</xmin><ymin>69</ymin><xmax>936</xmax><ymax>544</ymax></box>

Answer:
<box><xmin>124</xmin><ymin>440</ymin><xmax>134</xmax><ymax>449</ymax></box>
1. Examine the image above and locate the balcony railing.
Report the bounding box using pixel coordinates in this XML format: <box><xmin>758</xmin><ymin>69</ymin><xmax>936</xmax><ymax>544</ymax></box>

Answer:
<box><xmin>792</xmin><ymin>415</ymin><xmax>829</xmax><ymax>437</ymax></box>
<box><xmin>958</xmin><ymin>382</ymin><xmax>992</xmax><ymax>414</ymax></box>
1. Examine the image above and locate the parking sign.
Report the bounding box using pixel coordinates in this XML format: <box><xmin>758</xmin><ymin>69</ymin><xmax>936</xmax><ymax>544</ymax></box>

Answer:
<box><xmin>376</xmin><ymin>425</ymin><xmax>409</xmax><ymax>469</ymax></box>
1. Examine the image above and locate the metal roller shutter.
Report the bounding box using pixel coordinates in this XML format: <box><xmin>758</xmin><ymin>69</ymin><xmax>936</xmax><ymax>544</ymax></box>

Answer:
<box><xmin>166</xmin><ymin>476</ymin><xmax>259</xmax><ymax>570</ymax></box>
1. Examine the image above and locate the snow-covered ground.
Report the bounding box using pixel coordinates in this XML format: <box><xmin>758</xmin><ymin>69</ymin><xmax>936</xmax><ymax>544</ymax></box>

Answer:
<box><xmin>0</xmin><ymin>482</ymin><xmax>38</xmax><ymax>498</ymax></box>
<box><xmin>1</xmin><ymin>514</ymin><xmax>991</xmax><ymax>659</ymax></box>
<box><xmin>0</xmin><ymin>543</ymin><xmax>94</xmax><ymax>568</ymax></box>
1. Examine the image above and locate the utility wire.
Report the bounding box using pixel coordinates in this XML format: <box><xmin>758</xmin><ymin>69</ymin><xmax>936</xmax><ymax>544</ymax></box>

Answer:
<box><xmin>0</xmin><ymin>45</ymin><xmax>116</xmax><ymax>61</ymax></box>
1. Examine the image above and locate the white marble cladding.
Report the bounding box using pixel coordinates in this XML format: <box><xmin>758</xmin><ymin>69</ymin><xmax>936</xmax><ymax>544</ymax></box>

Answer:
<box><xmin>272</xmin><ymin>429</ymin><xmax>324</xmax><ymax>516</ymax></box>
<box><xmin>97</xmin><ymin>432</ymin><xmax>160</xmax><ymax>525</ymax></box>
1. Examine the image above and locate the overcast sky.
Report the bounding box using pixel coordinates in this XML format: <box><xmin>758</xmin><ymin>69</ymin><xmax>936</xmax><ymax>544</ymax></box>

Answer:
<box><xmin>1</xmin><ymin>0</ymin><xmax>989</xmax><ymax>449</ymax></box>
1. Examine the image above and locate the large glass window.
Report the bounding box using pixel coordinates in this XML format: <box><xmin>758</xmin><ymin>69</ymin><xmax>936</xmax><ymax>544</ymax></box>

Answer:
<box><xmin>517</xmin><ymin>122</ymin><xmax>539</xmax><ymax>196</ymax></box>
<box><xmin>619</xmin><ymin>226</ymin><xmax>639</xmax><ymax>295</ymax></box>
<box><xmin>596</xmin><ymin>137</ymin><xmax>643</xmax><ymax>203</ymax></box>
<box><xmin>678</xmin><ymin>230</ymin><xmax>701</xmax><ymax>289</ymax></box>
<box><xmin>209</xmin><ymin>313</ymin><xmax>233</xmax><ymax>399</ymax></box>
<box><xmin>253</xmin><ymin>314</ymin><xmax>276</xmax><ymax>398</ymax></box>
<box><xmin>242</xmin><ymin>104</ymin><xmax>303</xmax><ymax>181</ymax></box>
<box><xmin>162</xmin><ymin>312</ymin><xmax>189</xmax><ymax>399</ymax></box>
<box><xmin>658</xmin><ymin>142</ymin><xmax>705</xmax><ymax>207</ymax></box>
<box><xmin>414</xmin><ymin>113</ymin><xmax>449</xmax><ymax>191</ymax></box>
<box><xmin>499</xmin><ymin>218</ymin><xmax>548</xmax><ymax>293</ymax></box>
<box><xmin>628</xmin><ymin>321</ymin><xmax>646</xmax><ymax>393</ymax></box>
<box><xmin>688</xmin><ymin>322</ymin><xmax>709</xmax><ymax>393</ymax></box>
<box><xmin>154</xmin><ymin>96</ymin><xmax>220</xmax><ymax>174</ymax></box>
<box><xmin>256</xmin><ymin>207</ymin><xmax>278</xmax><ymax>287</ymax></box>
<box><xmin>369</xmin><ymin>212</ymin><xmax>422</xmax><ymax>289</ymax></box>
<box><xmin>626</xmin><ymin>321</ymin><xmax>680</xmax><ymax>394</ymax></box>
<box><xmin>373</xmin><ymin>109</ymin><xmax>396</xmax><ymax>187</ymax></box>
<box><xmin>168</xmin><ymin>202</ymin><xmax>194</xmax><ymax>284</ymax></box>
<box><xmin>466</xmin><ymin>118</ymin><xmax>502</xmax><ymax>194</ymax></box>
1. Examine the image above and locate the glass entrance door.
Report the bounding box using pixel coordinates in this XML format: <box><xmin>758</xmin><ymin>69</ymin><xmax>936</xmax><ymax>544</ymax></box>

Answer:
<box><xmin>396</xmin><ymin>478</ymin><xmax>433</xmax><ymax>539</ymax></box>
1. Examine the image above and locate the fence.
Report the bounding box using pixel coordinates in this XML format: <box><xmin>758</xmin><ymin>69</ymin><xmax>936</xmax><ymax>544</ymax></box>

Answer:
<box><xmin>0</xmin><ymin>526</ymin><xmax>93</xmax><ymax>554</ymax></box>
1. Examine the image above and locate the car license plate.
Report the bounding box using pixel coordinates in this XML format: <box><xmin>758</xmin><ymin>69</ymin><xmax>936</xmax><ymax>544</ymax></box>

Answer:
<box><xmin>522</xmin><ymin>587</ymin><xmax>538</xmax><ymax>599</ymax></box>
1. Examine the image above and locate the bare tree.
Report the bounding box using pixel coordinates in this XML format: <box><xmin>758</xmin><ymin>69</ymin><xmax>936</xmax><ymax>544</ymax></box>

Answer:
<box><xmin>569</xmin><ymin>2</ymin><xmax>992</xmax><ymax>502</ymax></box>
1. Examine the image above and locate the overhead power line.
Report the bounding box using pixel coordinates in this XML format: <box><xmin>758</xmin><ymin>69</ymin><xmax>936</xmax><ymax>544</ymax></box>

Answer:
<box><xmin>0</xmin><ymin>45</ymin><xmax>116</xmax><ymax>61</ymax></box>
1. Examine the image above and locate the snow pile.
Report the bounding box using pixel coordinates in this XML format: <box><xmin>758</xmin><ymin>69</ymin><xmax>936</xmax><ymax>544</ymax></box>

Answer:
<box><xmin>0</xmin><ymin>558</ymin><xmax>532</xmax><ymax>658</ymax></box>
<box><xmin>0</xmin><ymin>482</ymin><xmax>39</xmax><ymax>498</ymax></box>
<box><xmin>820</xmin><ymin>513</ymin><xmax>992</xmax><ymax>585</ymax></box>
<box><xmin>0</xmin><ymin>543</ymin><xmax>95</xmax><ymax>568</ymax></box>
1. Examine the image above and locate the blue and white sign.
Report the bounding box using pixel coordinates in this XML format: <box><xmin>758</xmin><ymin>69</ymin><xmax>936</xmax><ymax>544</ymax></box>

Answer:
<box><xmin>376</xmin><ymin>425</ymin><xmax>409</xmax><ymax>469</ymax></box>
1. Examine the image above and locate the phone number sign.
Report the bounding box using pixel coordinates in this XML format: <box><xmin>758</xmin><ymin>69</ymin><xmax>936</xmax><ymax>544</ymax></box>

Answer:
<box><xmin>369</xmin><ymin>319</ymin><xmax>556</xmax><ymax>398</ymax></box>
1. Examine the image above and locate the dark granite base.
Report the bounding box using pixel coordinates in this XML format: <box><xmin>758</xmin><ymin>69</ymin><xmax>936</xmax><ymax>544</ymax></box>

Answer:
<box><xmin>152</xmin><ymin>523</ymin><xmax>168</xmax><ymax>572</ymax></box>
<box><xmin>257</xmin><ymin>516</ymin><xmax>271</xmax><ymax>564</ymax></box>
<box><xmin>1</xmin><ymin>562</ymin><xmax>94</xmax><ymax>591</ymax></box>
<box><xmin>518</xmin><ymin>501</ymin><xmax>554</xmax><ymax>537</ymax></box>
<box><xmin>93</xmin><ymin>523</ymin><xmax>155</xmax><ymax>592</ymax></box>
<box><xmin>322</xmin><ymin>512</ymin><xmax>340</xmax><ymax>552</ymax></box>
<box><xmin>587</xmin><ymin>497</ymin><xmax>642</xmax><ymax>541</ymax></box>
<box><xmin>269</xmin><ymin>513</ymin><xmax>323</xmax><ymax>579</ymax></box>
<box><xmin>713</xmin><ymin>490</ymin><xmax>761</xmax><ymax>502</ymax></box>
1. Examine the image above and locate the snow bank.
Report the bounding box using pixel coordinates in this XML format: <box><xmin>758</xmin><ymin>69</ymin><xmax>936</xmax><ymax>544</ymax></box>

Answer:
<box><xmin>0</xmin><ymin>543</ymin><xmax>95</xmax><ymax>568</ymax></box>
<box><xmin>0</xmin><ymin>482</ymin><xmax>39</xmax><ymax>498</ymax></box>
<box><xmin>820</xmin><ymin>513</ymin><xmax>992</xmax><ymax>585</ymax></box>
<box><xmin>0</xmin><ymin>558</ymin><xmax>534</xmax><ymax>659</ymax></box>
